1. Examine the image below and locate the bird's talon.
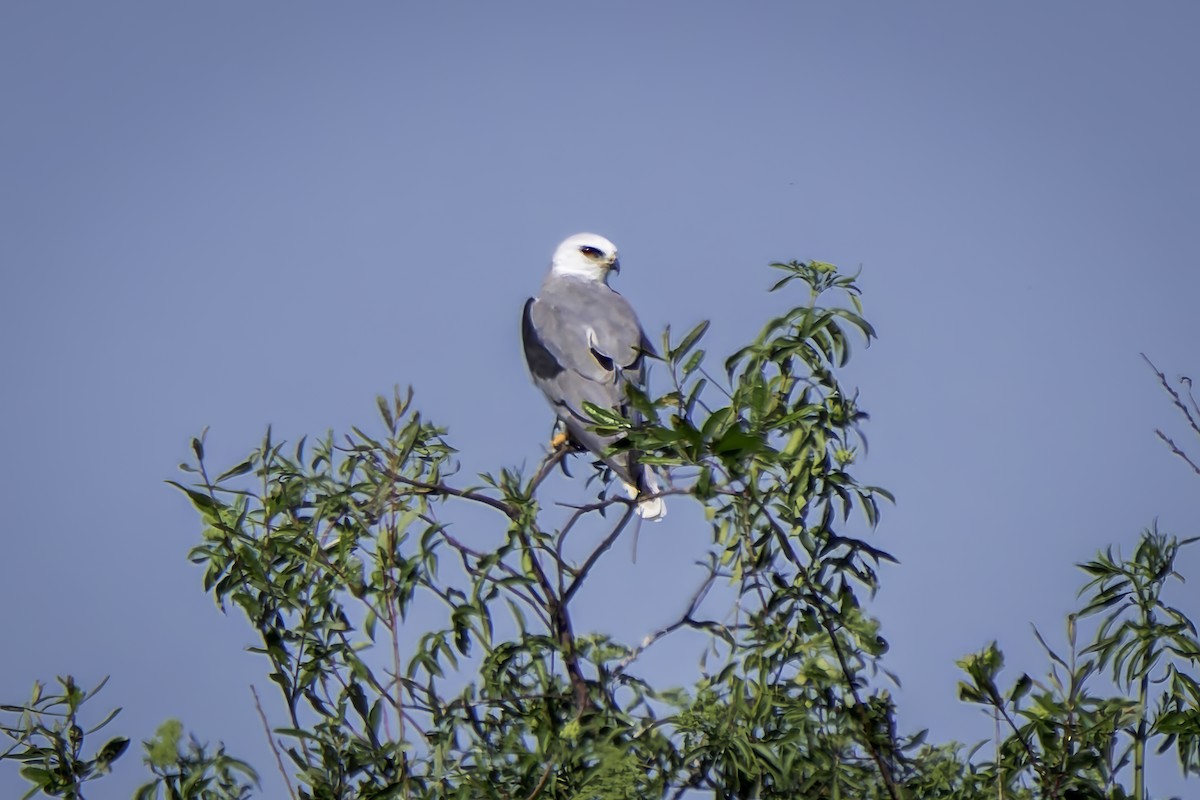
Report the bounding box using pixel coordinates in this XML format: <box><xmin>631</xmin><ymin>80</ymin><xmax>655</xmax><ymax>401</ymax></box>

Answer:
<box><xmin>550</xmin><ymin>431</ymin><xmax>569</xmax><ymax>449</ymax></box>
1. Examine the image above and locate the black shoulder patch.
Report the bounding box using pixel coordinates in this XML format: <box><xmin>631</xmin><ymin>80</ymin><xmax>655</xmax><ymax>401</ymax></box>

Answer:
<box><xmin>590</xmin><ymin>347</ymin><xmax>614</xmax><ymax>372</ymax></box>
<box><xmin>522</xmin><ymin>298</ymin><xmax>564</xmax><ymax>380</ymax></box>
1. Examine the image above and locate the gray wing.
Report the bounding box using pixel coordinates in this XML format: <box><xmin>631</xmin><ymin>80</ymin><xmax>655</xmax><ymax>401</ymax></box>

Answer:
<box><xmin>521</xmin><ymin>278</ymin><xmax>653</xmax><ymax>487</ymax></box>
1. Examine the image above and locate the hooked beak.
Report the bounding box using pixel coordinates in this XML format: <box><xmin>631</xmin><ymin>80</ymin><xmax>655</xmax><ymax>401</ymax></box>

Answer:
<box><xmin>607</xmin><ymin>257</ymin><xmax>621</xmax><ymax>274</ymax></box>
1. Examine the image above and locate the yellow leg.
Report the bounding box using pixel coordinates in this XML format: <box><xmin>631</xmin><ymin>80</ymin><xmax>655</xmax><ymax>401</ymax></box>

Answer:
<box><xmin>550</xmin><ymin>430</ymin><xmax>569</xmax><ymax>448</ymax></box>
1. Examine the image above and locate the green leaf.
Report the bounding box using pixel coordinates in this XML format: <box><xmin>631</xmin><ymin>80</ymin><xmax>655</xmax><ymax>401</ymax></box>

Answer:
<box><xmin>165</xmin><ymin>481</ymin><xmax>218</xmax><ymax>513</ymax></box>
<box><xmin>215</xmin><ymin>459</ymin><xmax>255</xmax><ymax>482</ymax></box>
<box><xmin>1032</xmin><ymin>626</ymin><xmax>1067</xmax><ymax>669</ymax></box>
<box><xmin>700</xmin><ymin>407</ymin><xmax>732</xmax><ymax>441</ymax></box>
<box><xmin>714</xmin><ymin>427</ymin><xmax>764</xmax><ymax>458</ymax></box>
<box><xmin>1009</xmin><ymin>674</ymin><xmax>1032</xmax><ymax>703</ymax></box>
<box><xmin>581</xmin><ymin>402</ymin><xmax>630</xmax><ymax>429</ymax></box>
<box><xmin>671</xmin><ymin>320</ymin><xmax>710</xmax><ymax>363</ymax></box>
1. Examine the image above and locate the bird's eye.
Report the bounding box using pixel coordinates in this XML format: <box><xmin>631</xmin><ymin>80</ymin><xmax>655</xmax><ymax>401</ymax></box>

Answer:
<box><xmin>579</xmin><ymin>245</ymin><xmax>604</xmax><ymax>259</ymax></box>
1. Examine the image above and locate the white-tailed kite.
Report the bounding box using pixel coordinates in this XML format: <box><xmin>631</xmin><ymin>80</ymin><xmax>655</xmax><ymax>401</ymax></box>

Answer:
<box><xmin>521</xmin><ymin>233</ymin><xmax>666</xmax><ymax>521</ymax></box>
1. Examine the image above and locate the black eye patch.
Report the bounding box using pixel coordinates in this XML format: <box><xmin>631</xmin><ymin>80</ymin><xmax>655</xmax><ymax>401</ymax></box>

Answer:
<box><xmin>579</xmin><ymin>245</ymin><xmax>604</xmax><ymax>259</ymax></box>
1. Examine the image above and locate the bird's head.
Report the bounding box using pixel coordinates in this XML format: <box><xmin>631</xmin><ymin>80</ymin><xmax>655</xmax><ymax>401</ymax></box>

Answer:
<box><xmin>550</xmin><ymin>232</ymin><xmax>621</xmax><ymax>283</ymax></box>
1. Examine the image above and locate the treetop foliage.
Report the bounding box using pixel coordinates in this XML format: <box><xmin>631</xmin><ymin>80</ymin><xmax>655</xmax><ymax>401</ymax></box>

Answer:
<box><xmin>4</xmin><ymin>261</ymin><xmax>1198</xmax><ymax>799</ymax></box>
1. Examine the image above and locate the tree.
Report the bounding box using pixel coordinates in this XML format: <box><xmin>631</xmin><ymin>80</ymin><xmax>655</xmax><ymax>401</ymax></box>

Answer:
<box><xmin>4</xmin><ymin>261</ymin><xmax>1198</xmax><ymax>799</ymax></box>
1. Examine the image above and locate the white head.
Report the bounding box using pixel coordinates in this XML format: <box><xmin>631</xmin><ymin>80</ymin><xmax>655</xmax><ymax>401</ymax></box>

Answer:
<box><xmin>550</xmin><ymin>232</ymin><xmax>621</xmax><ymax>282</ymax></box>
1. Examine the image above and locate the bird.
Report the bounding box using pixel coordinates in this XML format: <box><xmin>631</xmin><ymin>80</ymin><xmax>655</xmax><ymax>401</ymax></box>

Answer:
<box><xmin>521</xmin><ymin>233</ymin><xmax>666</xmax><ymax>521</ymax></box>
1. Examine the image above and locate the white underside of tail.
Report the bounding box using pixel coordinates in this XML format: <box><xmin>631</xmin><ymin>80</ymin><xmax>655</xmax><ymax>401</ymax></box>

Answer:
<box><xmin>622</xmin><ymin>467</ymin><xmax>667</xmax><ymax>522</ymax></box>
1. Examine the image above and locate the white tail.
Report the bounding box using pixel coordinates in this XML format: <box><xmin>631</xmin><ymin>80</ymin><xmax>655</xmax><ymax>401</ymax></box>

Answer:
<box><xmin>622</xmin><ymin>467</ymin><xmax>666</xmax><ymax>522</ymax></box>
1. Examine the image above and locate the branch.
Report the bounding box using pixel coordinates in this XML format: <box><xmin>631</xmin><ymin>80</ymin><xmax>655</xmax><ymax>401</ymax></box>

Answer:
<box><xmin>756</xmin><ymin>502</ymin><xmax>903</xmax><ymax>800</ymax></box>
<box><xmin>552</xmin><ymin>490</ymin><xmax>689</xmax><ymax>570</ymax></box>
<box><xmin>1143</xmin><ymin>354</ymin><xmax>1200</xmax><ymax>431</ymax></box>
<box><xmin>988</xmin><ymin>689</ymin><xmax>1043</xmax><ymax>774</ymax></box>
<box><xmin>553</xmin><ymin>495</ymin><xmax>623</xmax><ymax>567</ymax></box>
<box><xmin>523</xmin><ymin>759</ymin><xmax>556</xmax><ymax>800</ymax></box>
<box><xmin>508</xmin><ymin>516</ymin><xmax>590</xmax><ymax>715</ymax></box>
<box><xmin>612</xmin><ymin>567</ymin><xmax>724</xmax><ymax>678</ymax></box>
<box><xmin>251</xmin><ymin>685</ymin><xmax>298</xmax><ymax>800</ymax></box>
<box><xmin>387</xmin><ymin>472</ymin><xmax>519</xmax><ymax>520</ymax></box>
<box><xmin>384</xmin><ymin>591</ymin><xmax>407</xmax><ymax>742</ymax></box>
<box><xmin>1153</xmin><ymin>430</ymin><xmax>1200</xmax><ymax>477</ymax></box>
<box><xmin>438</xmin><ymin>528</ymin><xmax>551</xmax><ymax>629</ymax></box>
<box><xmin>1143</xmin><ymin>354</ymin><xmax>1200</xmax><ymax>475</ymax></box>
<box><xmin>562</xmin><ymin>505</ymin><xmax>636</xmax><ymax>606</ymax></box>
<box><xmin>528</xmin><ymin>445</ymin><xmax>570</xmax><ymax>493</ymax></box>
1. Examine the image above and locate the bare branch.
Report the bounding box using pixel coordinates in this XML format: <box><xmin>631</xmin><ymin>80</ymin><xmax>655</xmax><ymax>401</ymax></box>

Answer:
<box><xmin>439</xmin><ymin>528</ymin><xmax>551</xmax><ymax>628</ymax></box>
<box><xmin>1143</xmin><ymin>353</ymin><xmax>1200</xmax><ymax>432</ymax></box>
<box><xmin>1154</xmin><ymin>430</ymin><xmax>1200</xmax><ymax>477</ymax></box>
<box><xmin>562</xmin><ymin>505</ymin><xmax>637</xmax><ymax>606</ymax></box>
<box><xmin>612</xmin><ymin>567</ymin><xmax>725</xmax><ymax>679</ymax></box>
<box><xmin>523</xmin><ymin>759</ymin><xmax>556</xmax><ymax>800</ymax></box>
<box><xmin>550</xmin><ymin>490</ymin><xmax>667</xmax><ymax>581</ymax></box>
<box><xmin>387</xmin><ymin>472</ymin><xmax>519</xmax><ymax>520</ymax></box>
<box><xmin>528</xmin><ymin>444</ymin><xmax>570</xmax><ymax>493</ymax></box>
<box><xmin>1143</xmin><ymin>354</ymin><xmax>1200</xmax><ymax>476</ymax></box>
<box><xmin>251</xmin><ymin>685</ymin><xmax>297</xmax><ymax>800</ymax></box>
<box><xmin>504</xmin><ymin>514</ymin><xmax>591</xmax><ymax>715</ymax></box>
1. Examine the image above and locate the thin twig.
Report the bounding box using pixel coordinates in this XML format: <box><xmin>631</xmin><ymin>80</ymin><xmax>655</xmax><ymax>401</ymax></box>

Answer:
<box><xmin>385</xmin><ymin>590</ymin><xmax>407</xmax><ymax>742</ymax></box>
<box><xmin>438</xmin><ymin>530</ymin><xmax>551</xmax><ymax>627</ymax></box>
<box><xmin>387</xmin><ymin>472</ymin><xmax>519</xmax><ymax>520</ymax></box>
<box><xmin>529</xmin><ymin>445</ymin><xmax>571</xmax><ymax>493</ymax></box>
<box><xmin>1142</xmin><ymin>354</ymin><xmax>1200</xmax><ymax>430</ymax></box>
<box><xmin>815</xmin><ymin>603</ymin><xmax>904</xmax><ymax>800</ymax></box>
<box><xmin>509</xmin><ymin>516</ymin><xmax>589</xmax><ymax>715</ymax></box>
<box><xmin>1142</xmin><ymin>354</ymin><xmax>1200</xmax><ymax>476</ymax></box>
<box><xmin>562</xmin><ymin>506</ymin><xmax>636</xmax><ymax>606</ymax></box>
<box><xmin>612</xmin><ymin>568</ymin><xmax>723</xmax><ymax>678</ymax></box>
<box><xmin>1153</xmin><ymin>431</ymin><xmax>1200</xmax><ymax>476</ymax></box>
<box><xmin>251</xmin><ymin>685</ymin><xmax>297</xmax><ymax>800</ymax></box>
<box><xmin>990</xmin><ymin>691</ymin><xmax>1042</xmax><ymax>772</ymax></box>
<box><xmin>552</xmin><ymin>499</ymin><xmax>612</xmax><ymax>582</ymax></box>
<box><xmin>523</xmin><ymin>759</ymin><xmax>556</xmax><ymax>800</ymax></box>
<box><xmin>554</xmin><ymin>486</ymin><xmax>690</xmax><ymax>515</ymax></box>
<box><xmin>755</xmin><ymin>501</ymin><xmax>902</xmax><ymax>800</ymax></box>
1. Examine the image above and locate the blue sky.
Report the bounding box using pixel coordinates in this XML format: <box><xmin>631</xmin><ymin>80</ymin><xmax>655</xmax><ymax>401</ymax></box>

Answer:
<box><xmin>3</xmin><ymin>3</ymin><xmax>1198</xmax><ymax>797</ymax></box>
